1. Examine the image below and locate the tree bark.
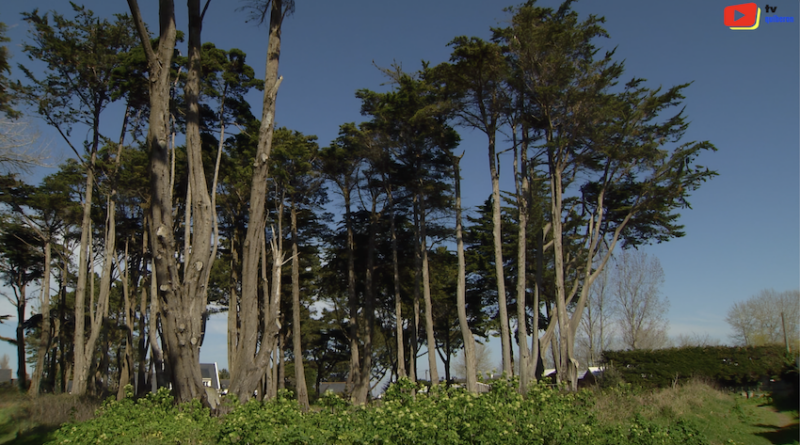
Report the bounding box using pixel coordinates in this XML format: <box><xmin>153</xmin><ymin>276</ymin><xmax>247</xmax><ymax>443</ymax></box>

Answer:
<box><xmin>290</xmin><ymin>202</ymin><xmax>309</xmax><ymax>410</ymax></box>
<box><xmin>419</xmin><ymin>193</ymin><xmax>439</xmax><ymax>385</ymax></box>
<box><xmin>389</xmin><ymin>191</ymin><xmax>405</xmax><ymax>378</ymax></box>
<box><xmin>70</xmin><ymin>144</ymin><xmax>96</xmax><ymax>395</ymax></box>
<box><xmin>410</xmin><ymin>197</ymin><xmax>421</xmax><ymax>385</ymax></box>
<box><xmin>352</xmin><ymin>197</ymin><xmax>378</xmax><ymax>404</ymax></box>
<box><xmin>514</xmin><ymin>129</ymin><xmax>530</xmax><ymax>394</ymax></box>
<box><xmin>453</xmin><ymin>154</ymin><xmax>477</xmax><ymax>393</ymax></box>
<box><xmin>342</xmin><ymin>186</ymin><xmax>363</xmax><ymax>403</ymax></box>
<box><xmin>228</xmin><ymin>0</ymin><xmax>285</xmax><ymax>402</ymax></box>
<box><xmin>117</xmin><ymin>240</ymin><xmax>135</xmax><ymax>400</ymax></box>
<box><xmin>488</xmin><ymin>135</ymin><xmax>512</xmax><ymax>376</ymax></box>
<box><xmin>15</xmin><ymin>284</ymin><xmax>27</xmax><ymax>391</ymax></box>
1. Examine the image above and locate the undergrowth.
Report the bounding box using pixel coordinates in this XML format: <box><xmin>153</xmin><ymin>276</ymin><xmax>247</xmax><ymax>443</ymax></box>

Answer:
<box><xmin>1</xmin><ymin>377</ymin><xmax>790</xmax><ymax>445</ymax></box>
<box><xmin>48</xmin><ymin>380</ymin><xmax>713</xmax><ymax>445</ymax></box>
<box><xmin>0</xmin><ymin>386</ymin><xmax>100</xmax><ymax>443</ymax></box>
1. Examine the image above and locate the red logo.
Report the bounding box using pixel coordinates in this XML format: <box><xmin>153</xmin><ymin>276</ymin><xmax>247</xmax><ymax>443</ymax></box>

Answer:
<box><xmin>724</xmin><ymin>3</ymin><xmax>761</xmax><ymax>29</ymax></box>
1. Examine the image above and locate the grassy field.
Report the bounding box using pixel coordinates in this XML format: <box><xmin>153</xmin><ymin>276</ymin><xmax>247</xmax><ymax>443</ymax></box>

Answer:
<box><xmin>0</xmin><ymin>387</ymin><xmax>100</xmax><ymax>445</ymax></box>
<box><xmin>1</xmin><ymin>380</ymin><xmax>796</xmax><ymax>444</ymax></box>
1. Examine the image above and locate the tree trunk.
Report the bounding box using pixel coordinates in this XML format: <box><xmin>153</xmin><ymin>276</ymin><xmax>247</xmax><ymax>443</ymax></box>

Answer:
<box><xmin>290</xmin><ymin>202</ymin><xmax>309</xmax><ymax>410</ymax></box>
<box><xmin>58</xmin><ymin>259</ymin><xmax>68</xmax><ymax>394</ymax></box>
<box><xmin>488</xmin><ymin>136</ymin><xmax>512</xmax><ymax>376</ymax></box>
<box><xmin>389</xmin><ymin>192</ymin><xmax>405</xmax><ymax>379</ymax></box>
<box><xmin>547</xmin><ymin>135</ymin><xmax>576</xmax><ymax>389</ymax></box>
<box><xmin>117</xmin><ymin>240</ymin><xmax>135</xmax><ymax>400</ymax></box>
<box><xmin>70</xmin><ymin>145</ymin><xmax>96</xmax><ymax>395</ymax></box>
<box><xmin>227</xmin><ymin>234</ymin><xmax>240</xmax><ymax>379</ymax></box>
<box><xmin>342</xmin><ymin>187</ymin><xmax>363</xmax><ymax>403</ymax></box>
<box><xmin>277</xmin><ymin>328</ymin><xmax>285</xmax><ymax>391</ymax></box>
<box><xmin>453</xmin><ymin>154</ymin><xmax>477</xmax><ymax>393</ymax></box>
<box><xmin>28</xmin><ymin>239</ymin><xmax>51</xmax><ymax>395</ymax></box>
<box><xmin>514</xmin><ymin>130</ymin><xmax>530</xmax><ymax>394</ymax></box>
<box><xmin>531</xmin><ymin>222</ymin><xmax>544</xmax><ymax>381</ymax></box>
<box><xmin>148</xmin><ymin>259</ymin><xmax>166</xmax><ymax>390</ymax></box>
<box><xmin>127</xmin><ymin>0</ymin><xmax>220</xmax><ymax>403</ymax></box>
<box><xmin>410</xmin><ymin>198</ymin><xmax>421</xmax><ymax>385</ymax></box>
<box><xmin>15</xmin><ymin>283</ymin><xmax>27</xmax><ymax>391</ymax></box>
<box><xmin>419</xmin><ymin>193</ymin><xmax>439</xmax><ymax>385</ymax></box>
<box><xmin>228</xmin><ymin>0</ymin><xmax>285</xmax><ymax>402</ymax></box>
<box><xmin>352</xmin><ymin>199</ymin><xmax>378</xmax><ymax>405</ymax></box>
<box><xmin>80</xmin><ymin>116</ymin><xmax>126</xmax><ymax>396</ymax></box>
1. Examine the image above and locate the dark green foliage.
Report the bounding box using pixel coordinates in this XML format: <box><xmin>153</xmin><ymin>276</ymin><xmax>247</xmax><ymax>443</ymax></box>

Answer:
<box><xmin>602</xmin><ymin>345</ymin><xmax>793</xmax><ymax>388</ymax></box>
<box><xmin>0</xmin><ymin>22</ymin><xmax>18</xmax><ymax>119</ymax></box>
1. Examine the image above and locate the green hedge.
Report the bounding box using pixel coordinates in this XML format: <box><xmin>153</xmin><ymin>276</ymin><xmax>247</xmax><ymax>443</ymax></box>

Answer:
<box><xmin>601</xmin><ymin>345</ymin><xmax>793</xmax><ymax>389</ymax></box>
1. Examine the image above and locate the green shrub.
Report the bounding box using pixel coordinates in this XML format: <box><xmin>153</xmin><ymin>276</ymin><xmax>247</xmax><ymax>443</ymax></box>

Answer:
<box><xmin>47</xmin><ymin>387</ymin><xmax>218</xmax><ymax>445</ymax></box>
<box><xmin>44</xmin><ymin>380</ymin><xmax>714</xmax><ymax>445</ymax></box>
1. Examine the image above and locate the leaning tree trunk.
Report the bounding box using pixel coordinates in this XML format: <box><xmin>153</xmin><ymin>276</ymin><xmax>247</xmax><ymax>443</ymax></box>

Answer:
<box><xmin>488</xmin><ymin>135</ymin><xmax>512</xmax><ymax>376</ymax></box>
<box><xmin>228</xmin><ymin>0</ymin><xmax>286</xmax><ymax>402</ymax></box>
<box><xmin>85</xmin><ymin>105</ymin><xmax>131</xmax><ymax>398</ymax></box>
<box><xmin>419</xmin><ymin>193</ymin><xmax>439</xmax><ymax>386</ymax></box>
<box><xmin>70</xmin><ymin>145</ymin><xmax>96</xmax><ymax>396</ymax></box>
<box><xmin>453</xmin><ymin>154</ymin><xmax>477</xmax><ymax>393</ymax></box>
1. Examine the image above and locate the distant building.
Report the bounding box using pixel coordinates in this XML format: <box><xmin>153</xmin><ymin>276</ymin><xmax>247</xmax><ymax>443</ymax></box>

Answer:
<box><xmin>0</xmin><ymin>369</ymin><xmax>11</xmax><ymax>385</ymax></box>
<box><xmin>200</xmin><ymin>363</ymin><xmax>220</xmax><ymax>390</ymax></box>
<box><xmin>450</xmin><ymin>379</ymin><xmax>492</xmax><ymax>393</ymax></box>
<box><xmin>319</xmin><ymin>382</ymin><xmax>347</xmax><ymax>395</ymax></box>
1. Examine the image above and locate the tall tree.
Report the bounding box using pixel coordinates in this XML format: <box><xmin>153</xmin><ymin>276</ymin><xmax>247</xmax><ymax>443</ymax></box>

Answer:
<box><xmin>0</xmin><ymin>218</ymin><xmax>44</xmax><ymax>390</ymax></box>
<box><xmin>21</xmin><ymin>5</ymin><xmax>138</xmax><ymax>395</ymax></box>
<box><xmin>577</xmin><ymin>255</ymin><xmax>614</xmax><ymax>367</ymax></box>
<box><xmin>0</xmin><ymin>21</ymin><xmax>17</xmax><ymax>119</ymax></box>
<box><xmin>725</xmin><ymin>289</ymin><xmax>800</xmax><ymax>350</ymax></box>
<box><xmin>0</xmin><ymin>175</ymin><xmax>75</xmax><ymax>395</ymax></box>
<box><xmin>127</xmin><ymin>0</ymin><xmax>224</xmax><ymax>403</ymax></box>
<box><xmin>226</xmin><ymin>0</ymin><xmax>295</xmax><ymax>403</ymax></box>
<box><xmin>501</xmin><ymin>1</ymin><xmax>717</xmax><ymax>388</ymax></box>
<box><xmin>270</xmin><ymin>127</ymin><xmax>324</xmax><ymax>411</ymax></box>
<box><xmin>0</xmin><ymin>21</ymin><xmax>46</xmax><ymax>174</ymax></box>
<box><xmin>612</xmin><ymin>250</ymin><xmax>669</xmax><ymax>350</ymax></box>
<box><xmin>321</xmin><ymin>123</ymin><xmax>367</xmax><ymax>403</ymax></box>
<box><xmin>443</xmin><ymin>36</ymin><xmax>514</xmax><ymax>375</ymax></box>
<box><xmin>359</xmin><ymin>67</ymin><xmax>459</xmax><ymax>387</ymax></box>
<box><xmin>452</xmin><ymin>153</ymin><xmax>478</xmax><ymax>392</ymax></box>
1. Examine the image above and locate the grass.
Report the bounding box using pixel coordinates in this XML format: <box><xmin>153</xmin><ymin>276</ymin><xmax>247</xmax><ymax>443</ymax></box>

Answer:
<box><xmin>0</xmin><ymin>379</ymin><xmax>797</xmax><ymax>444</ymax></box>
<box><xmin>592</xmin><ymin>378</ymin><xmax>799</xmax><ymax>445</ymax></box>
<box><xmin>0</xmin><ymin>386</ymin><xmax>100</xmax><ymax>444</ymax></box>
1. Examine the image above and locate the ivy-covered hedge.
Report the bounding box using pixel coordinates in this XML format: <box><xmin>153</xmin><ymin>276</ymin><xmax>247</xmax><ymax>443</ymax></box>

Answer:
<box><xmin>602</xmin><ymin>345</ymin><xmax>793</xmax><ymax>389</ymax></box>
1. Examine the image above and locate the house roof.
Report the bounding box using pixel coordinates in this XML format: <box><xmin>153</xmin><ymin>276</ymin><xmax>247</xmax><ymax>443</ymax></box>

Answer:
<box><xmin>199</xmin><ymin>363</ymin><xmax>220</xmax><ymax>390</ymax></box>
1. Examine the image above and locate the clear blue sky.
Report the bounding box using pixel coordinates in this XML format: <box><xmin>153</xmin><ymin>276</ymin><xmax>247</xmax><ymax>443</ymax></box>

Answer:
<box><xmin>0</xmin><ymin>1</ymin><xmax>797</xmax><ymax>380</ymax></box>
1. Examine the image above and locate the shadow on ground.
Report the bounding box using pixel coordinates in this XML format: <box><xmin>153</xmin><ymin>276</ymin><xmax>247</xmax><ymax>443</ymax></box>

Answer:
<box><xmin>4</xmin><ymin>426</ymin><xmax>58</xmax><ymax>445</ymax></box>
<box><xmin>753</xmin><ymin>390</ymin><xmax>800</xmax><ymax>445</ymax></box>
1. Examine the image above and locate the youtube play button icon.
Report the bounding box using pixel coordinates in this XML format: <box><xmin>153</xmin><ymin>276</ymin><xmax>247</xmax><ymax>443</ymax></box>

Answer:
<box><xmin>724</xmin><ymin>3</ymin><xmax>761</xmax><ymax>29</ymax></box>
